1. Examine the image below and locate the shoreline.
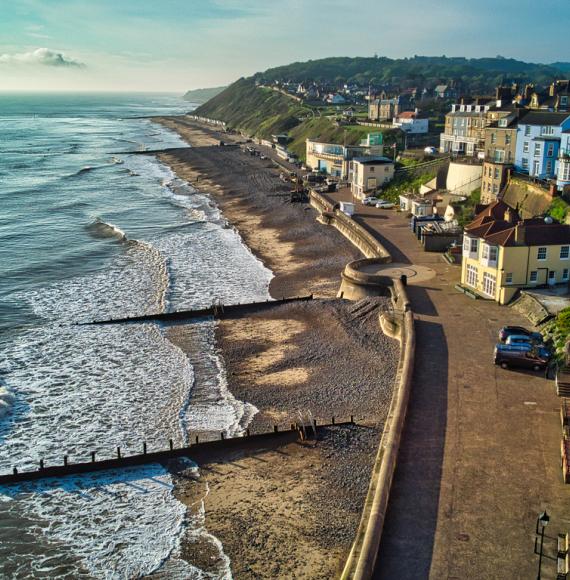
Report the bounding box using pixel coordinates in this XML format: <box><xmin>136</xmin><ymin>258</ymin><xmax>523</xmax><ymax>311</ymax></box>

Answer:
<box><xmin>153</xmin><ymin>116</ymin><xmax>400</xmax><ymax>578</ymax></box>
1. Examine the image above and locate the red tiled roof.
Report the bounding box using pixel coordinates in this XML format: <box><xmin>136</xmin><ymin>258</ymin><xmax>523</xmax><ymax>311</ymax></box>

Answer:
<box><xmin>465</xmin><ymin>201</ymin><xmax>570</xmax><ymax>247</ymax></box>
<box><xmin>396</xmin><ymin>111</ymin><xmax>417</xmax><ymax>119</ymax></box>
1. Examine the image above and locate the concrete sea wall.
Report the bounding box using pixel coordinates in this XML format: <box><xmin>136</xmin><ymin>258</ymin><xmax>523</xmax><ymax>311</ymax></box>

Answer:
<box><xmin>309</xmin><ymin>189</ymin><xmax>416</xmax><ymax>579</ymax></box>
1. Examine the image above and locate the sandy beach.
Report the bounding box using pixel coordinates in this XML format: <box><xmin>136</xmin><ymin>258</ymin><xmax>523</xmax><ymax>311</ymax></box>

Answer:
<box><xmin>155</xmin><ymin>117</ymin><xmax>400</xmax><ymax>578</ymax></box>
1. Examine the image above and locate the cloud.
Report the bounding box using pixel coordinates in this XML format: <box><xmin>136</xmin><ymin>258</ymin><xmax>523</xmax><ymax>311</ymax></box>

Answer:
<box><xmin>0</xmin><ymin>48</ymin><xmax>85</xmax><ymax>68</ymax></box>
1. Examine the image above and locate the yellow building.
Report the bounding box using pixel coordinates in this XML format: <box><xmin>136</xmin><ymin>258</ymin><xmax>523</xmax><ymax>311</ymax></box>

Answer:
<box><xmin>461</xmin><ymin>201</ymin><xmax>570</xmax><ymax>304</ymax></box>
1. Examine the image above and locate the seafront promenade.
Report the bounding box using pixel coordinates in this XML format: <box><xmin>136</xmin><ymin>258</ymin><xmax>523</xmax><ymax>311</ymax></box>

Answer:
<box><xmin>324</xmin><ymin>189</ymin><xmax>570</xmax><ymax>579</ymax></box>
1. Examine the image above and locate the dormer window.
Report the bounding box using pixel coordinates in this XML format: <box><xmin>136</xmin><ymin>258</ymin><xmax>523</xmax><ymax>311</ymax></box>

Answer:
<box><xmin>499</xmin><ymin>119</ymin><xmax>508</xmax><ymax>127</ymax></box>
<box><xmin>541</xmin><ymin>126</ymin><xmax>555</xmax><ymax>136</ymax></box>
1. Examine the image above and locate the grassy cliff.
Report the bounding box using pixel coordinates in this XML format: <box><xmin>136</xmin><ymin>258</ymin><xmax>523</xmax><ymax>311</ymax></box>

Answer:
<box><xmin>183</xmin><ymin>86</ymin><xmax>226</xmax><ymax>103</ymax></box>
<box><xmin>194</xmin><ymin>78</ymin><xmax>305</xmax><ymax>137</ymax></box>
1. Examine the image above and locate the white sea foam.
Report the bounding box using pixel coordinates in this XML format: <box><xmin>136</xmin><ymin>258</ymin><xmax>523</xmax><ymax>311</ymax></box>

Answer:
<box><xmin>1</xmin><ymin>117</ymin><xmax>272</xmax><ymax>577</ymax></box>
<box><xmin>0</xmin><ymin>465</ymin><xmax>202</xmax><ymax>579</ymax></box>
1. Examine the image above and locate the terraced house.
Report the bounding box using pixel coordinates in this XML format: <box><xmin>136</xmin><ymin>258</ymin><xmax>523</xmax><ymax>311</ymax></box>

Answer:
<box><xmin>461</xmin><ymin>201</ymin><xmax>570</xmax><ymax>304</ymax></box>
<box><xmin>514</xmin><ymin>111</ymin><xmax>570</xmax><ymax>188</ymax></box>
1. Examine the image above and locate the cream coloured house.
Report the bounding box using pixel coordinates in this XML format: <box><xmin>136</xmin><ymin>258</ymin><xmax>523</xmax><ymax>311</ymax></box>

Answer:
<box><xmin>461</xmin><ymin>200</ymin><xmax>570</xmax><ymax>304</ymax></box>
<box><xmin>350</xmin><ymin>157</ymin><xmax>395</xmax><ymax>199</ymax></box>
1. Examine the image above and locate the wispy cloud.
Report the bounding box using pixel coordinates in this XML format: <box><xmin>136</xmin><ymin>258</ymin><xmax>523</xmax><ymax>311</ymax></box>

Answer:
<box><xmin>0</xmin><ymin>47</ymin><xmax>85</xmax><ymax>67</ymax></box>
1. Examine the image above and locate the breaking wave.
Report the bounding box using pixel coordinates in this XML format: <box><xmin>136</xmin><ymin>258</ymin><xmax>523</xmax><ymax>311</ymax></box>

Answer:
<box><xmin>86</xmin><ymin>217</ymin><xmax>128</xmax><ymax>242</ymax></box>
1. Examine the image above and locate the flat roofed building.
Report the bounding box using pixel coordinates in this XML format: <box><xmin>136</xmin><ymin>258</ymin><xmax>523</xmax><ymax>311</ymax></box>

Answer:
<box><xmin>350</xmin><ymin>156</ymin><xmax>395</xmax><ymax>199</ymax></box>
<box><xmin>305</xmin><ymin>138</ymin><xmax>384</xmax><ymax>180</ymax></box>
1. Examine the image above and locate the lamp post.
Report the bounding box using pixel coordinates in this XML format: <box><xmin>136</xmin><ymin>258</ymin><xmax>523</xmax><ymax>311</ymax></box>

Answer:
<box><xmin>535</xmin><ymin>510</ymin><xmax>550</xmax><ymax>580</ymax></box>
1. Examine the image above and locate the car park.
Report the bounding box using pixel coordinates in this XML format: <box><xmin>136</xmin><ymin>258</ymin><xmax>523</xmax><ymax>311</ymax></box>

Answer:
<box><xmin>498</xmin><ymin>326</ymin><xmax>543</xmax><ymax>343</ymax></box>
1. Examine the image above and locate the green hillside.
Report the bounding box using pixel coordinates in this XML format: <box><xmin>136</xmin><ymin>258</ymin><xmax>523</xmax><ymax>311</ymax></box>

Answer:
<box><xmin>183</xmin><ymin>86</ymin><xmax>226</xmax><ymax>103</ymax></box>
<box><xmin>256</xmin><ymin>56</ymin><xmax>565</xmax><ymax>92</ymax></box>
<box><xmin>193</xmin><ymin>55</ymin><xmax>569</xmax><ymax>151</ymax></box>
<box><xmin>194</xmin><ymin>78</ymin><xmax>306</xmax><ymax>137</ymax></box>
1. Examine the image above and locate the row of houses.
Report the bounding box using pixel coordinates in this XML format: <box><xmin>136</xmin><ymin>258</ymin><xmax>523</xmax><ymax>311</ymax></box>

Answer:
<box><xmin>438</xmin><ymin>81</ymin><xmax>570</xmax><ymax>202</ymax></box>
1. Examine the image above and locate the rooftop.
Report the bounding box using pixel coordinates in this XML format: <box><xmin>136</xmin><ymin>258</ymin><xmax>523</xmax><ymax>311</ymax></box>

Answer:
<box><xmin>519</xmin><ymin>111</ymin><xmax>570</xmax><ymax>126</ymax></box>
<box><xmin>465</xmin><ymin>200</ymin><xmax>570</xmax><ymax>247</ymax></box>
<box><xmin>353</xmin><ymin>156</ymin><xmax>394</xmax><ymax>165</ymax></box>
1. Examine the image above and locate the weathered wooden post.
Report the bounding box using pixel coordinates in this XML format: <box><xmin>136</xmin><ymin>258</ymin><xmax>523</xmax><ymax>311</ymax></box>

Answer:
<box><xmin>350</xmin><ymin>414</ymin><xmax>354</xmax><ymax>424</ymax></box>
<box><xmin>91</xmin><ymin>452</ymin><xmax>96</xmax><ymax>463</ymax></box>
<box><xmin>143</xmin><ymin>442</ymin><xmax>147</xmax><ymax>455</ymax></box>
<box><xmin>39</xmin><ymin>459</ymin><xmax>44</xmax><ymax>470</ymax></box>
<box><xmin>12</xmin><ymin>467</ymin><xmax>17</xmax><ymax>475</ymax></box>
<box><xmin>169</xmin><ymin>439</ymin><xmax>174</xmax><ymax>451</ymax></box>
<box><xmin>246</xmin><ymin>428</ymin><xmax>250</xmax><ymax>437</ymax></box>
<box><xmin>221</xmin><ymin>432</ymin><xmax>225</xmax><ymax>440</ymax></box>
<box><xmin>332</xmin><ymin>416</ymin><xmax>336</xmax><ymax>425</ymax></box>
<box><xmin>63</xmin><ymin>455</ymin><xmax>68</xmax><ymax>467</ymax></box>
<box><xmin>195</xmin><ymin>435</ymin><xmax>199</xmax><ymax>444</ymax></box>
<box><xmin>117</xmin><ymin>447</ymin><xmax>121</xmax><ymax>459</ymax></box>
<box><xmin>274</xmin><ymin>425</ymin><xmax>279</xmax><ymax>433</ymax></box>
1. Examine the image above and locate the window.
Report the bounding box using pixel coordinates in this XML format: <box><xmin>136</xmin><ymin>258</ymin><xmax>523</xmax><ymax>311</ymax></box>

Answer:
<box><xmin>369</xmin><ymin>166</ymin><xmax>375</xmax><ymax>172</ymax></box>
<box><xmin>563</xmin><ymin>268</ymin><xmax>569</xmax><ymax>281</ymax></box>
<box><xmin>482</xmin><ymin>272</ymin><xmax>497</xmax><ymax>297</ymax></box>
<box><xmin>546</xmin><ymin>160</ymin><xmax>553</xmax><ymax>174</ymax></box>
<box><xmin>534</xmin><ymin>143</ymin><xmax>541</xmax><ymax>156</ymax></box>
<box><xmin>562</xmin><ymin>96</ymin><xmax>568</xmax><ymax>107</ymax></box>
<box><xmin>542</xmin><ymin>126</ymin><xmax>555</xmax><ymax>136</ymax></box>
<box><xmin>547</xmin><ymin>143</ymin><xmax>554</xmax><ymax>157</ymax></box>
<box><xmin>537</xmin><ymin>247</ymin><xmax>547</xmax><ymax>260</ymax></box>
<box><xmin>560</xmin><ymin>160</ymin><xmax>570</xmax><ymax>181</ymax></box>
<box><xmin>505</xmin><ymin>273</ymin><xmax>513</xmax><ymax>284</ymax></box>
<box><xmin>561</xmin><ymin>246</ymin><xmax>569</xmax><ymax>259</ymax></box>
<box><xmin>533</xmin><ymin>160</ymin><xmax>540</xmax><ymax>175</ymax></box>
<box><xmin>491</xmin><ymin>132</ymin><xmax>496</xmax><ymax>144</ymax></box>
<box><xmin>494</xmin><ymin>150</ymin><xmax>505</xmax><ymax>163</ymax></box>
<box><xmin>530</xmin><ymin>271</ymin><xmax>538</xmax><ymax>283</ymax></box>
<box><xmin>525</xmin><ymin>125</ymin><xmax>531</xmax><ymax>136</ymax></box>
<box><xmin>493</xmin><ymin>183</ymin><xmax>499</xmax><ymax>194</ymax></box>
<box><xmin>523</xmin><ymin>141</ymin><xmax>529</xmax><ymax>153</ymax></box>
<box><xmin>494</xmin><ymin>168</ymin><xmax>500</xmax><ymax>179</ymax></box>
<box><xmin>522</xmin><ymin>158</ymin><xmax>529</xmax><ymax>170</ymax></box>
<box><xmin>466</xmin><ymin>264</ymin><xmax>478</xmax><ymax>287</ymax></box>
<box><xmin>505</xmin><ymin>133</ymin><xmax>512</xmax><ymax>145</ymax></box>
<box><xmin>470</xmin><ymin>238</ymin><xmax>478</xmax><ymax>254</ymax></box>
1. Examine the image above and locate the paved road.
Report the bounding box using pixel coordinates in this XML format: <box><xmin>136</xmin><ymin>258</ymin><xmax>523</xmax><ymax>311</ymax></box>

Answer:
<box><xmin>326</xmin><ymin>191</ymin><xmax>570</xmax><ymax>579</ymax></box>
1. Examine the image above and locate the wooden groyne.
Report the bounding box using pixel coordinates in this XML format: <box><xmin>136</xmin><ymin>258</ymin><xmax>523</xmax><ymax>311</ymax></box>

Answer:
<box><xmin>78</xmin><ymin>295</ymin><xmax>313</xmax><ymax>326</ymax></box>
<box><xmin>0</xmin><ymin>417</ymin><xmax>354</xmax><ymax>485</ymax></box>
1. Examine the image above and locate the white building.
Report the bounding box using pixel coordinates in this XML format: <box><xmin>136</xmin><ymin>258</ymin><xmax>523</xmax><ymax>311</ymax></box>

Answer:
<box><xmin>392</xmin><ymin>110</ymin><xmax>429</xmax><ymax>134</ymax></box>
<box><xmin>351</xmin><ymin>157</ymin><xmax>395</xmax><ymax>199</ymax></box>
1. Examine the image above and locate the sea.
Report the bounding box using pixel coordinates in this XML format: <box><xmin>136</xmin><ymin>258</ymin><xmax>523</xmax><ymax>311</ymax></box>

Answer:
<box><xmin>0</xmin><ymin>93</ymin><xmax>273</xmax><ymax>578</ymax></box>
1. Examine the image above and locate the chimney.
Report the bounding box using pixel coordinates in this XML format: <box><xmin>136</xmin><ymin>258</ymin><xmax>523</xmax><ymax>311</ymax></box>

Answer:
<box><xmin>550</xmin><ymin>82</ymin><xmax>556</xmax><ymax>97</ymax></box>
<box><xmin>514</xmin><ymin>221</ymin><xmax>525</xmax><ymax>244</ymax></box>
<box><xmin>504</xmin><ymin>207</ymin><xmax>513</xmax><ymax>223</ymax></box>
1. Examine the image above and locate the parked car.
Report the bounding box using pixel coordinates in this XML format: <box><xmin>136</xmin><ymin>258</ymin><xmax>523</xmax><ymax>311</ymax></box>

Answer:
<box><xmin>496</xmin><ymin>342</ymin><xmax>551</xmax><ymax>358</ymax></box>
<box><xmin>498</xmin><ymin>326</ymin><xmax>543</xmax><ymax>343</ymax></box>
<box><xmin>494</xmin><ymin>344</ymin><xmax>549</xmax><ymax>372</ymax></box>
<box><xmin>505</xmin><ymin>334</ymin><xmax>543</xmax><ymax>347</ymax></box>
<box><xmin>362</xmin><ymin>196</ymin><xmax>377</xmax><ymax>206</ymax></box>
<box><xmin>376</xmin><ymin>200</ymin><xmax>395</xmax><ymax>209</ymax></box>
<box><xmin>424</xmin><ymin>146</ymin><xmax>438</xmax><ymax>155</ymax></box>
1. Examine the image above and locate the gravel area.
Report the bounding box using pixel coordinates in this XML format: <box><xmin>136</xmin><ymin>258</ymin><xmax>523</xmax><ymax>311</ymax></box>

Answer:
<box><xmin>218</xmin><ymin>297</ymin><xmax>399</xmax><ymax>432</ymax></box>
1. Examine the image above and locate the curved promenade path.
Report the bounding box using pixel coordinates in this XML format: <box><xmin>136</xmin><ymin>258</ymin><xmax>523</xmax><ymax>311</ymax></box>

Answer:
<box><xmin>326</xmin><ymin>189</ymin><xmax>570</xmax><ymax>580</ymax></box>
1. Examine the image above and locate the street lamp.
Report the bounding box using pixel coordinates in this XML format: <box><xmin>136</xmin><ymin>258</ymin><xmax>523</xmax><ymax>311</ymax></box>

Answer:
<box><xmin>536</xmin><ymin>510</ymin><xmax>550</xmax><ymax>580</ymax></box>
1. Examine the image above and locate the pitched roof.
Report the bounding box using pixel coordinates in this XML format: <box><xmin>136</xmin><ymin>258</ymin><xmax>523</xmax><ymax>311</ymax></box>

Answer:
<box><xmin>519</xmin><ymin>111</ymin><xmax>570</xmax><ymax>126</ymax></box>
<box><xmin>353</xmin><ymin>156</ymin><xmax>393</xmax><ymax>165</ymax></box>
<box><xmin>396</xmin><ymin>111</ymin><xmax>418</xmax><ymax>119</ymax></box>
<box><xmin>465</xmin><ymin>201</ymin><xmax>570</xmax><ymax>247</ymax></box>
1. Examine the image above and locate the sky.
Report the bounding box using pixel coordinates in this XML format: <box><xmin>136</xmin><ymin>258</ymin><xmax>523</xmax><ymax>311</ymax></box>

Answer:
<box><xmin>0</xmin><ymin>0</ymin><xmax>568</xmax><ymax>93</ymax></box>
